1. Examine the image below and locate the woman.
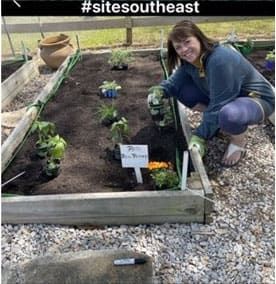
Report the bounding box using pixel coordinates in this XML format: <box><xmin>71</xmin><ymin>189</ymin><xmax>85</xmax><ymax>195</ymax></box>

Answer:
<box><xmin>157</xmin><ymin>20</ymin><xmax>274</xmax><ymax>166</ymax></box>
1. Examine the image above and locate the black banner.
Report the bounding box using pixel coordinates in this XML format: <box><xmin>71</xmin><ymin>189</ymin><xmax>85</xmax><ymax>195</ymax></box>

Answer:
<box><xmin>2</xmin><ymin>1</ymin><xmax>275</xmax><ymax>16</ymax></box>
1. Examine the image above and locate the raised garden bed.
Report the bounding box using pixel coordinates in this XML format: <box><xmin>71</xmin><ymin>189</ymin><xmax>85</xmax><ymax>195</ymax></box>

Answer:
<box><xmin>2</xmin><ymin>49</ymin><xmax>213</xmax><ymax>225</ymax></box>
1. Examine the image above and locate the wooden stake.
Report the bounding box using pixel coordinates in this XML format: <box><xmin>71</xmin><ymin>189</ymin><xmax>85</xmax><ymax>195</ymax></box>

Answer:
<box><xmin>181</xmin><ymin>151</ymin><xmax>189</xmax><ymax>190</ymax></box>
<box><xmin>21</xmin><ymin>41</ymin><xmax>28</xmax><ymax>62</ymax></box>
<box><xmin>134</xmin><ymin>167</ymin><xmax>143</xmax><ymax>184</ymax></box>
<box><xmin>75</xmin><ymin>34</ymin><xmax>80</xmax><ymax>51</ymax></box>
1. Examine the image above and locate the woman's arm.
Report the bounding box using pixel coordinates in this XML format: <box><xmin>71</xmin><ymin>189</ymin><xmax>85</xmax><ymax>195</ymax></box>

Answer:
<box><xmin>160</xmin><ymin>64</ymin><xmax>191</xmax><ymax>98</ymax></box>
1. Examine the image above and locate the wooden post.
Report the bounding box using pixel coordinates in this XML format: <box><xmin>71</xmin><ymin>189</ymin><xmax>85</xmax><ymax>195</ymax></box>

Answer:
<box><xmin>2</xmin><ymin>16</ymin><xmax>16</xmax><ymax>57</ymax></box>
<box><xmin>21</xmin><ymin>41</ymin><xmax>28</xmax><ymax>62</ymax></box>
<box><xmin>125</xmin><ymin>17</ymin><xmax>133</xmax><ymax>46</ymax></box>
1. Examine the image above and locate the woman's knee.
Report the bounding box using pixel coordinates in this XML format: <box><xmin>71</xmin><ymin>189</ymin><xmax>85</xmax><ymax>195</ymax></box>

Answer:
<box><xmin>218</xmin><ymin>104</ymin><xmax>246</xmax><ymax>134</ymax></box>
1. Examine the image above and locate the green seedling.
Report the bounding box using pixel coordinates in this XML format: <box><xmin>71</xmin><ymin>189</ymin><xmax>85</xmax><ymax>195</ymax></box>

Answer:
<box><xmin>45</xmin><ymin>135</ymin><xmax>67</xmax><ymax>177</ymax></box>
<box><xmin>31</xmin><ymin>119</ymin><xmax>67</xmax><ymax>177</ymax></box>
<box><xmin>97</xmin><ymin>103</ymin><xmax>119</xmax><ymax>125</ymax></box>
<box><xmin>99</xmin><ymin>80</ymin><xmax>122</xmax><ymax>91</ymax></box>
<box><xmin>31</xmin><ymin>120</ymin><xmax>56</xmax><ymax>158</ymax></box>
<box><xmin>110</xmin><ymin>117</ymin><xmax>129</xmax><ymax>145</ymax></box>
<box><xmin>157</xmin><ymin>106</ymin><xmax>174</xmax><ymax>128</ymax></box>
<box><xmin>108</xmin><ymin>49</ymin><xmax>134</xmax><ymax>68</ymax></box>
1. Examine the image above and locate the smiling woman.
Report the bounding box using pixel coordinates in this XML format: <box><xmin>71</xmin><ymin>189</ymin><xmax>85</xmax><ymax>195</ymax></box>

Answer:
<box><xmin>155</xmin><ymin>20</ymin><xmax>275</xmax><ymax>167</ymax></box>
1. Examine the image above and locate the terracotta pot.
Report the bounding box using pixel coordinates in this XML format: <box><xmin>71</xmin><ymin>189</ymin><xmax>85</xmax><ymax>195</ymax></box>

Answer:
<box><xmin>39</xmin><ymin>34</ymin><xmax>74</xmax><ymax>69</ymax></box>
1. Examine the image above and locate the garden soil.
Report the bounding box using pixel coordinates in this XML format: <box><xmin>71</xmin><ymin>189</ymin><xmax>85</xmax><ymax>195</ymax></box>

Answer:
<box><xmin>2</xmin><ymin>51</ymin><xmax>185</xmax><ymax>195</ymax></box>
<box><xmin>2</xmin><ymin>60</ymin><xmax>25</xmax><ymax>82</ymax></box>
<box><xmin>2</xmin><ymin>49</ymin><xmax>274</xmax><ymax>195</ymax></box>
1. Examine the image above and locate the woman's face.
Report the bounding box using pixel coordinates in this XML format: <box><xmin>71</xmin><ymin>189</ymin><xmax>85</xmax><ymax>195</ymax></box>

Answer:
<box><xmin>172</xmin><ymin>36</ymin><xmax>201</xmax><ymax>64</ymax></box>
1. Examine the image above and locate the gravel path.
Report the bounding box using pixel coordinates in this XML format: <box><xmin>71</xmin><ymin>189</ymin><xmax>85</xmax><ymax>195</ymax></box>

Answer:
<box><xmin>1</xmin><ymin>64</ymin><xmax>54</xmax><ymax>143</ymax></box>
<box><xmin>2</xmin><ymin>107</ymin><xmax>274</xmax><ymax>283</ymax></box>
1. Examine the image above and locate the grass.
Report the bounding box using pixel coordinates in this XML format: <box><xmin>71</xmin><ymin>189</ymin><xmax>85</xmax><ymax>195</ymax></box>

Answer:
<box><xmin>2</xmin><ymin>17</ymin><xmax>274</xmax><ymax>57</ymax></box>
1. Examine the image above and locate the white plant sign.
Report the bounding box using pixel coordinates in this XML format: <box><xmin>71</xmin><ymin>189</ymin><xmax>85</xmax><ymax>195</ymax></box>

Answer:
<box><xmin>120</xmin><ymin>145</ymin><xmax>149</xmax><ymax>183</ymax></box>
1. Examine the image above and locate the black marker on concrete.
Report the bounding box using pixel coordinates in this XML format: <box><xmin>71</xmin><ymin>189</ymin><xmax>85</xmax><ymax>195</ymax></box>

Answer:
<box><xmin>113</xmin><ymin>258</ymin><xmax>146</xmax><ymax>266</ymax></box>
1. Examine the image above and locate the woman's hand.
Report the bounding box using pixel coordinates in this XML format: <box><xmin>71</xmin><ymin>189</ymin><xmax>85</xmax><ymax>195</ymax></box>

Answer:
<box><xmin>188</xmin><ymin>135</ymin><xmax>206</xmax><ymax>157</ymax></box>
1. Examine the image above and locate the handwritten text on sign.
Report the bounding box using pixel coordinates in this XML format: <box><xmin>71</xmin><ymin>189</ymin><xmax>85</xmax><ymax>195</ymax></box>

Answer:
<box><xmin>120</xmin><ymin>145</ymin><xmax>149</xmax><ymax>168</ymax></box>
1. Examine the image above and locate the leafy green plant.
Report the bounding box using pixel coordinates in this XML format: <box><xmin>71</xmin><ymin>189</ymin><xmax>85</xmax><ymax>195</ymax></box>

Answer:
<box><xmin>150</xmin><ymin>169</ymin><xmax>179</xmax><ymax>189</ymax></box>
<box><xmin>266</xmin><ymin>49</ymin><xmax>275</xmax><ymax>61</ymax></box>
<box><xmin>45</xmin><ymin>135</ymin><xmax>67</xmax><ymax>177</ymax></box>
<box><xmin>96</xmin><ymin>103</ymin><xmax>119</xmax><ymax>125</ymax></box>
<box><xmin>148</xmin><ymin>86</ymin><xmax>164</xmax><ymax>105</ymax></box>
<box><xmin>31</xmin><ymin>119</ymin><xmax>67</xmax><ymax>177</ymax></box>
<box><xmin>108</xmin><ymin>49</ymin><xmax>134</xmax><ymax>68</ymax></box>
<box><xmin>110</xmin><ymin>117</ymin><xmax>129</xmax><ymax>144</ymax></box>
<box><xmin>157</xmin><ymin>106</ymin><xmax>174</xmax><ymax>128</ymax></box>
<box><xmin>99</xmin><ymin>80</ymin><xmax>122</xmax><ymax>91</ymax></box>
<box><xmin>147</xmin><ymin>85</ymin><xmax>165</xmax><ymax>115</ymax></box>
<box><xmin>31</xmin><ymin>120</ymin><xmax>56</xmax><ymax>158</ymax></box>
<box><xmin>47</xmin><ymin>135</ymin><xmax>67</xmax><ymax>160</ymax></box>
<box><xmin>148</xmin><ymin>161</ymin><xmax>179</xmax><ymax>190</ymax></box>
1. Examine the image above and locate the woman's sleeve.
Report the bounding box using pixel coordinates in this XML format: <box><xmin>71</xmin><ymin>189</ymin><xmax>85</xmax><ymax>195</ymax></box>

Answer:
<box><xmin>195</xmin><ymin>56</ymin><xmax>245</xmax><ymax>139</ymax></box>
<box><xmin>160</xmin><ymin>65</ymin><xmax>190</xmax><ymax>98</ymax></box>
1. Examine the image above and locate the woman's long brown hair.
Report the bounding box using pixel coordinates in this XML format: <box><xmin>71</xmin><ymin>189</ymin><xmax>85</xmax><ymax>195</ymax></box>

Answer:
<box><xmin>167</xmin><ymin>20</ymin><xmax>217</xmax><ymax>74</ymax></box>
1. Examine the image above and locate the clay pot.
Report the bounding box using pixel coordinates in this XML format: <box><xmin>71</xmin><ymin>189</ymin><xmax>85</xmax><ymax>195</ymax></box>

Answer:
<box><xmin>39</xmin><ymin>34</ymin><xmax>74</xmax><ymax>69</ymax></box>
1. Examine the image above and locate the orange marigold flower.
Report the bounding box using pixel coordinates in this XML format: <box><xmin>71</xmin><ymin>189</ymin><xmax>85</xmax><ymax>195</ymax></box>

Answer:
<box><xmin>148</xmin><ymin>161</ymin><xmax>173</xmax><ymax>171</ymax></box>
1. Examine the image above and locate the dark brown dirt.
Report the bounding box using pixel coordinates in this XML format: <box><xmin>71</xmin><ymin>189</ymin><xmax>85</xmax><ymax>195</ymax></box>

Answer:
<box><xmin>2</xmin><ymin>51</ymin><xmax>185</xmax><ymax>195</ymax></box>
<box><xmin>2</xmin><ymin>49</ymin><xmax>274</xmax><ymax>196</ymax></box>
<box><xmin>1</xmin><ymin>60</ymin><xmax>25</xmax><ymax>82</ymax></box>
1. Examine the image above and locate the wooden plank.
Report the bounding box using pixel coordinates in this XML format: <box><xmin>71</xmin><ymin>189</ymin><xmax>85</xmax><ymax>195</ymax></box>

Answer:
<box><xmin>1</xmin><ymin>54</ymin><xmax>74</xmax><ymax>173</ymax></box>
<box><xmin>2</xmin><ymin>16</ymin><xmax>270</xmax><ymax>34</ymax></box>
<box><xmin>2</xmin><ymin>60</ymin><xmax>39</xmax><ymax>108</ymax></box>
<box><xmin>2</xmin><ymin>191</ymin><xmax>204</xmax><ymax>225</ymax></box>
<box><xmin>131</xmin><ymin>16</ymin><xmax>268</xmax><ymax>28</ymax></box>
<box><xmin>1</xmin><ymin>18</ymin><xmax>127</xmax><ymax>34</ymax></box>
<box><xmin>177</xmin><ymin>102</ymin><xmax>214</xmax><ymax>223</ymax></box>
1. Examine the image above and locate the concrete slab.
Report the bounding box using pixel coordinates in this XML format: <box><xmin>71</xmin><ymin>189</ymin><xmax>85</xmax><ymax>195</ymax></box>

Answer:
<box><xmin>2</xmin><ymin>249</ymin><xmax>152</xmax><ymax>284</ymax></box>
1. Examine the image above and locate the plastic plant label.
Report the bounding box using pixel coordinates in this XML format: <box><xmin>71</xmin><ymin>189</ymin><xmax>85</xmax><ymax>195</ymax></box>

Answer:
<box><xmin>120</xmin><ymin>145</ymin><xmax>149</xmax><ymax>168</ymax></box>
